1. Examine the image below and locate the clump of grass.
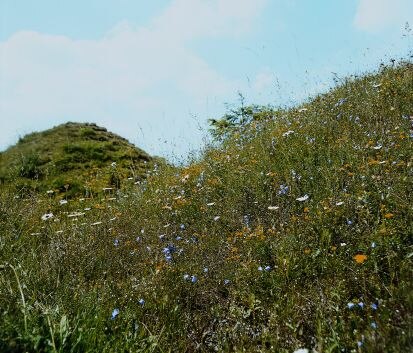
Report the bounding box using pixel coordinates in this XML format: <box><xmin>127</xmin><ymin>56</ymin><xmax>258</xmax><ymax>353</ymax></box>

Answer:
<box><xmin>0</xmin><ymin>61</ymin><xmax>412</xmax><ymax>352</ymax></box>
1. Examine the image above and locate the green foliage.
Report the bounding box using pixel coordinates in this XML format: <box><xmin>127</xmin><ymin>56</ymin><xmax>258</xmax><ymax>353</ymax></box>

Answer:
<box><xmin>0</xmin><ymin>122</ymin><xmax>157</xmax><ymax>197</ymax></box>
<box><xmin>209</xmin><ymin>100</ymin><xmax>276</xmax><ymax>141</ymax></box>
<box><xmin>17</xmin><ymin>153</ymin><xmax>44</xmax><ymax>179</ymax></box>
<box><xmin>0</xmin><ymin>62</ymin><xmax>412</xmax><ymax>352</ymax></box>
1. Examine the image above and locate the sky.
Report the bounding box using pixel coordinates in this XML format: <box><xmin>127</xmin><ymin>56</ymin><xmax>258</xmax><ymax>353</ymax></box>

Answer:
<box><xmin>0</xmin><ymin>0</ymin><xmax>412</xmax><ymax>160</ymax></box>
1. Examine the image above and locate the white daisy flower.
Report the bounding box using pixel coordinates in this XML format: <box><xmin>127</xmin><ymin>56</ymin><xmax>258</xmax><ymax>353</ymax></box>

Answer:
<box><xmin>41</xmin><ymin>213</ymin><xmax>54</xmax><ymax>221</ymax></box>
<box><xmin>296</xmin><ymin>195</ymin><xmax>309</xmax><ymax>202</ymax></box>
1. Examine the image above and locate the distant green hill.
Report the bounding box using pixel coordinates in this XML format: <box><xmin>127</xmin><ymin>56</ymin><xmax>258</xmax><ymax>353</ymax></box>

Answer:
<box><xmin>0</xmin><ymin>122</ymin><xmax>160</xmax><ymax>197</ymax></box>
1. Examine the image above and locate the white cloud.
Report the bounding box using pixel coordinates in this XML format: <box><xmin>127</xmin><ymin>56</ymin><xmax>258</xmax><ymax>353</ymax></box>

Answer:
<box><xmin>152</xmin><ymin>0</ymin><xmax>266</xmax><ymax>41</ymax></box>
<box><xmin>0</xmin><ymin>0</ymin><xmax>267</xmax><ymax>156</ymax></box>
<box><xmin>354</xmin><ymin>0</ymin><xmax>413</xmax><ymax>31</ymax></box>
<box><xmin>252</xmin><ymin>68</ymin><xmax>275</xmax><ymax>93</ymax></box>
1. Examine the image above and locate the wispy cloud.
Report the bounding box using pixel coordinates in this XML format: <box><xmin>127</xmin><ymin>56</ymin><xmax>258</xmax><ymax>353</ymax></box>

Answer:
<box><xmin>0</xmin><ymin>0</ymin><xmax>267</xmax><ymax>155</ymax></box>
<box><xmin>354</xmin><ymin>0</ymin><xmax>413</xmax><ymax>32</ymax></box>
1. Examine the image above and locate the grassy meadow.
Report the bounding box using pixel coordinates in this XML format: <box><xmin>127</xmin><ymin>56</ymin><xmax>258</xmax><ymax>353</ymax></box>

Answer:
<box><xmin>0</xmin><ymin>61</ymin><xmax>412</xmax><ymax>352</ymax></box>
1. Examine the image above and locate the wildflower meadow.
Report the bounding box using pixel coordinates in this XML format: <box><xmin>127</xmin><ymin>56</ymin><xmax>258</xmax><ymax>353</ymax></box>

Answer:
<box><xmin>0</xmin><ymin>61</ymin><xmax>412</xmax><ymax>352</ymax></box>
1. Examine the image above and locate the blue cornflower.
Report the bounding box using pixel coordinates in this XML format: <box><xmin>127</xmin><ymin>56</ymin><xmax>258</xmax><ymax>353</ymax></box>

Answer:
<box><xmin>191</xmin><ymin>275</ymin><xmax>197</xmax><ymax>283</ymax></box>
<box><xmin>163</xmin><ymin>244</ymin><xmax>176</xmax><ymax>262</ymax></box>
<box><xmin>264</xmin><ymin>266</ymin><xmax>271</xmax><ymax>271</ymax></box>
<box><xmin>347</xmin><ymin>302</ymin><xmax>355</xmax><ymax>309</ymax></box>
<box><xmin>358</xmin><ymin>302</ymin><xmax>364</xmax><ymax>309</ymax></box>
<box><xmin>111</xmin><ymin>308</ymin><xmax>119</xmax><ymax>320</ymax></box>
<box><xmin>278</xmin><ymin>184</ymin><xmax>289</xmax><ymax>195</ymax></box>
<box><xmin>163</xmin><ymin>244</ymin><xmax>176</xmax><ymax>254</ymax></box>
<box><xmin>371</xmin><ymin>303</ymin><xmax>378</xmax><ymax>310</ymax></box>
<box><xmin>224</xmin><ymin>279</ymin><xmax>230</xmax><ymax>285</ymax></box>
<box><xmin>138</xmin><ymin>298</ymin><xmax>145</xmax><ymax>306</ymax></box>
<box><xmin>335</xmin><ymin>98</ymin><xmax>347</xmax><ymax>107</ymax></box>
<box><xmin>346</xmin><ymin>219</ymin><xmax>353</xmax><ymax>226</ymax></box>
<box><xmin>114</xmin><ymin>239</ymin><xmax>119</xmax><ymax>246</ymax></box>
<box><xmin>180</xmin><ymin>224</ymin><xmax>185</xmax><ymax>230</ymax></box>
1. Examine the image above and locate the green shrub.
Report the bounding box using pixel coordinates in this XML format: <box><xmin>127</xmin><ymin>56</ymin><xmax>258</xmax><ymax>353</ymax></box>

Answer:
<box><xmin>17</xmin><ymin>153</ymin><xmax>43</xmax><ymax>179</ymax></box>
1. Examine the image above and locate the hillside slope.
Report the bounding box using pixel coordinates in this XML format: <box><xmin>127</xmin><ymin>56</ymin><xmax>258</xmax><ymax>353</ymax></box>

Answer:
<box><xmin>0</xmin><ymin>62</ymin><xmax>412</xmax><ymax>353</ymax></box>
<box><xmin>0</xmin><ymin>122</ymin><xmax>158</xmax><ymax>197</ymax></box>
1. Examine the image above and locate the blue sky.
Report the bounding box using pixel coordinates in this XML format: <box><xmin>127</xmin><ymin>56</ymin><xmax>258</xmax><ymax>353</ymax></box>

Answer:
<box><xmin>1</xmin><ymin>0</ymin><xmax>412</xmax><ymax>160</ymax></box>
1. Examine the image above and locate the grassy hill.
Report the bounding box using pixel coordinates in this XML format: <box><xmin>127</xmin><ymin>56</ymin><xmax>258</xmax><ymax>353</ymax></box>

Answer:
<box><xmin>0</xmin><ymin>62</ymin><xmax>412</xmax><ymax>352</ymax></box>
<box><xmin>0</xmin><ymin>122</ymin><xmax>159</xmax><ymax>197</ymax></box>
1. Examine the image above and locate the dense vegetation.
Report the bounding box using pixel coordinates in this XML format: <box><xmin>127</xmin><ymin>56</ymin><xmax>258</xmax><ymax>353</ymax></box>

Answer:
<box><xmin>0</xmin><ymin>122</ymin><xmax>159</xmax><ymax>198</ymax></box>
<box><xmin>0</xmin><ymin>62</ymin><xmax>412</xmax><ymax>352</ymax></box>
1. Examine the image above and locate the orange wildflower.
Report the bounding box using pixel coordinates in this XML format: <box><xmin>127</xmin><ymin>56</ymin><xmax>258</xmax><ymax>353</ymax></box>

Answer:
<box><xmin>354</xmin><ymin>254</ymin><xmax>368</xmax><ymax>264</ymax></box>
